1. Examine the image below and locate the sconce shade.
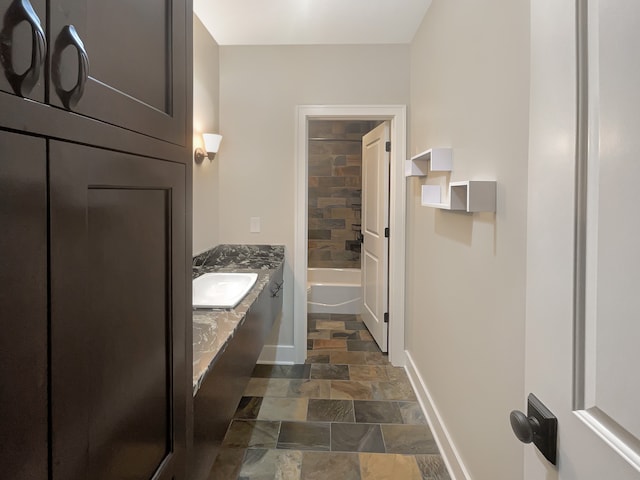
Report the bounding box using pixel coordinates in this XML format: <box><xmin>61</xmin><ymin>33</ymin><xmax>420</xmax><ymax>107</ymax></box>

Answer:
<box><xmin>194</xmin><ymin>133</ymin><xmax>223</xmax><ymax>163</ymax></box>
<box><xmin>203</xmin><ymin>133</ymin><xmax>222</xmax><ymax>154</ymax></box>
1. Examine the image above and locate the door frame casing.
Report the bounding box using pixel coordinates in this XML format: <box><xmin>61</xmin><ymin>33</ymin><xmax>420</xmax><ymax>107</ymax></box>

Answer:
<box><xmin>293</xmin><ymin>105</ymin><xmax>407</xmax><ymax>366</ymax></box>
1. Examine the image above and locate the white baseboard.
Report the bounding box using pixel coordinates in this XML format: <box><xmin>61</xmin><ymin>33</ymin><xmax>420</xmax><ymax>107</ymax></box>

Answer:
<box><xmin>258</xmin><ymin>344</ymin><xmax>297</xmax><ymax>364</ymax></box>
<box><xmin>404</xmin><ymin>351</ymin><xmax>472</xmax><ymax>480</ymax></box>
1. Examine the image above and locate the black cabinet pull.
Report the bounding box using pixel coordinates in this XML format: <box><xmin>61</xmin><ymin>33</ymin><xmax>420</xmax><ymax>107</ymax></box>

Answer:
<box><xmin>52</xmin><ymin>25</ymin><xmax>89</xmax><ymax>109</ymax></box>
<box><xmin>270</xmin><ymin>281</ymin><xmax>284</xmax><ymax>298</ymax></box>
<box><xmin>0</xmin><ymin>0</ymin><xmax>46</xmax><ymax>96</ymax></box>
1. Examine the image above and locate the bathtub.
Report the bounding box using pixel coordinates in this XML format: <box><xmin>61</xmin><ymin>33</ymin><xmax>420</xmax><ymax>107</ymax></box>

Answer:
<box><xmin>307</xmin><ymin>268</ymin><xmax>362</xmax><ymax>314</ymax></box>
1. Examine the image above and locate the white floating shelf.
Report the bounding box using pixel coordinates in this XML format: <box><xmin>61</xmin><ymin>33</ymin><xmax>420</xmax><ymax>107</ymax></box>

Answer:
<box><xmin>405</xmin><ymin>147</ymin><xmax>452</xmax><ymax>177</ymax></box>
<box><xmin>421</xmin><ymin>181</ymin><xmax>496</xmax><ymax>213</ymax></box>
<box><xmin>421</xmin><ymin>185</ymin><xmax>445</xmax><ymax>208</ymax></box>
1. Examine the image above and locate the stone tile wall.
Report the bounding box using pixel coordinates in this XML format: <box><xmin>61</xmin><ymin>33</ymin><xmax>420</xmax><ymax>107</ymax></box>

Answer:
<box><xmin>308</xmin><ymin>120</ymin><xmax>378</xmax><ymax>269</ymax></box>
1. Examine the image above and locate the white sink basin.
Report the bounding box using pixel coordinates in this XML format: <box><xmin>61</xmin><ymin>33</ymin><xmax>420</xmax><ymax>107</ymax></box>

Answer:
<box><xmin>193</xmin><ymin>272</ymin><xmax>258</xmax><ymax>309</ymax></box>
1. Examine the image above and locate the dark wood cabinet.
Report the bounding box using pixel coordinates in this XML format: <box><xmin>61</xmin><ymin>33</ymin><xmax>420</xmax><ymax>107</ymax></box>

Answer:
<box><xmin>48</xmin><ymin>0</ymin><xmax>187</xmax><ymax>144</ymax></box>
<box><xmin>0</xmin><ymin>130</ymin><xmax>48</xmax><ymax>480</ymax></box>
<box><xmin>1</xmin><ymin>0</ymin><xmax>187</xmax><ymax>145</ymax></box>
<box><xmin>49</xmin><ymin>142</ymin><xmax>187</xmax><ymax>480</ymax></box>
<box><xmin>0</xmin><ymin>0</ymin><xmax>192</xmax><ymax>478</ymax></box>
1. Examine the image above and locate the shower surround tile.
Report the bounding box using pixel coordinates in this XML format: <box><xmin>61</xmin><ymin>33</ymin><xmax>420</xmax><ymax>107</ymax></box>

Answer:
<box><xmin>307</xmin><ymin>120</ymin><xmax>377</xmax><ymax>269</ymax></box>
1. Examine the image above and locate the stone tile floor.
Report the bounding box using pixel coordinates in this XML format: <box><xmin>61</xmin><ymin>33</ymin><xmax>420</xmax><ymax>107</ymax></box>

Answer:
<box><xmin>207</xmin><ymin>313</ymin><xmax>451</xmax><ymax>480</ymax></box>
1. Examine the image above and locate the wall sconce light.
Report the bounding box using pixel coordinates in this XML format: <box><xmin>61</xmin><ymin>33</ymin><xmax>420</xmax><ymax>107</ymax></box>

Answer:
<box><xmin>194</xmin><ymin>133</ymin><xmax>223</xmax><ymax>162</ymax></box>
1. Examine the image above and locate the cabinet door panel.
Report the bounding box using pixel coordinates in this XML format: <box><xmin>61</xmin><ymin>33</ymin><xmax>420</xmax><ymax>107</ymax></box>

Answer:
<box><xmin>0</xmin><ymin>0</ymin><xmax>47</xmax><ymax>101</ymax></box>
<box><xmin>49</xmin><ymin>0</ymin><xmax>186</xmax><ymax>145</ymax></box>
<box><xmin>0</xmin><ymin>129</ymin><xmax>47</xmax><ymax>479</ymax></box>
<box><xmin>50</xmin><ymin>141</ymin><xmax>187</xmax><ymax>480</ymax></box>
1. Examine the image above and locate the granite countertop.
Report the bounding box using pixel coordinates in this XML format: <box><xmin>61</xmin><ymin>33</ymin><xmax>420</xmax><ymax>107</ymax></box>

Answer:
<box><xmin>192</xmin><ymin>244</ymin><xmax>285</xmax><ymax>396</ymax></box>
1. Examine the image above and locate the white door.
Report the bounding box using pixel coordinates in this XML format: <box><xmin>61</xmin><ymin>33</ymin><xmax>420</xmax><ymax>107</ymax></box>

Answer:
<box><xmin>525</xmin><ymin>0</ymin><xmax>640</xmax><ymax>478</ymax></box>
<box><xmin>361</xmin><ymin>121</ymin><xmax>389</xmax><ymax>352</ymax></box>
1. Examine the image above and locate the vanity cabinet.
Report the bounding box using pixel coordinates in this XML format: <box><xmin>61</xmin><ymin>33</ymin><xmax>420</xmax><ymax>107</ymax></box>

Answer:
<box><xmin>0</xmin><ymin>0</ymin><xmax>192</xmax><ymax>478</ymax></box>
<box><xmin>191</xmin><ymin>263</ymin><xmax>285</xmax><ymax>480</ymax></box>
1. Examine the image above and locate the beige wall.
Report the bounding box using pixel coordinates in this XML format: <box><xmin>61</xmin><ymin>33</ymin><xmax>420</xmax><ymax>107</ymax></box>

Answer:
<box><xmin>218</xmin><ymin>45</ymin><xmax>410</xmax><ymax>356</ymax></box>
<box><xmin>193</xmin><ymin>15</ymin><xmax>220</xmax><ymax>254</ymax></box>
<box><xmin>407</xmin><ymin>1</ymin><xmax>529</xmax><ymax>479</ymax></box>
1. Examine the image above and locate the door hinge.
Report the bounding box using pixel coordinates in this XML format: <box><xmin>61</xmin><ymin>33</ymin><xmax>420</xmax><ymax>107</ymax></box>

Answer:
<box><xmin>384</xmin><ymin>227</ymin><xmax>389</xmax><ymax>238</ymax></box>
<box><xmin>385</xmin><ymin>141</ymin><xmax>391</xmax><ymax>152</ymax></box>
<box><xmin>384</xmin><ymin>312</ymin><xmax>389</xmax><ymax>323</ymax></box>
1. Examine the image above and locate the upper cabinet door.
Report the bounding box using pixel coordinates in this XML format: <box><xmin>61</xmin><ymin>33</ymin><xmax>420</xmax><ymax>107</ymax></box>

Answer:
<box><xmin>0</xmin><ymin>0</ymin><xmax>47</xmax><ymax>102</ymax></box>
<box><xmin>48</xmin><ymin>0</ymin><xmax>187</xmax><ymax>145</ymax></box>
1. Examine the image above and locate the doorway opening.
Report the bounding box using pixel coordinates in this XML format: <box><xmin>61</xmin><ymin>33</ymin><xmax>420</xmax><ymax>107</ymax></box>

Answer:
<box><xmin>307</xmin><ymin>120</ymin><xmax>378</xmax><ymax>271</ymax></box>
<box><xmin>306</xmin><ymin>119</ymin><xmax>379</xmax><ymax>319</ymax></box>
<box><xmin>294</xmin><ymin>105</ymin><xmax>407</xmax><ymax>367</ymax></box>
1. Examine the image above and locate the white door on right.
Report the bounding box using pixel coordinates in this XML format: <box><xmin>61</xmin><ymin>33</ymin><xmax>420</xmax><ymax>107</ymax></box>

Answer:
<box><xmin>361</xmin><ymin>121</ymin><xmax>389</xmax><ymax>352</ymax></box>
<box><xmin>525</xmin><ymin>0</ymin><xmax>640</xmax><ymax>478</ymax></box>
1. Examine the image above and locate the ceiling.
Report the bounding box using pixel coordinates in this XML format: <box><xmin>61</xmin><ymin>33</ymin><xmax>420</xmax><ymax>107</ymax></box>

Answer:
<box><xmin>194</xmin><ymin>0</ymin><xmax>433</xmax><ymax>46</ymax></box>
